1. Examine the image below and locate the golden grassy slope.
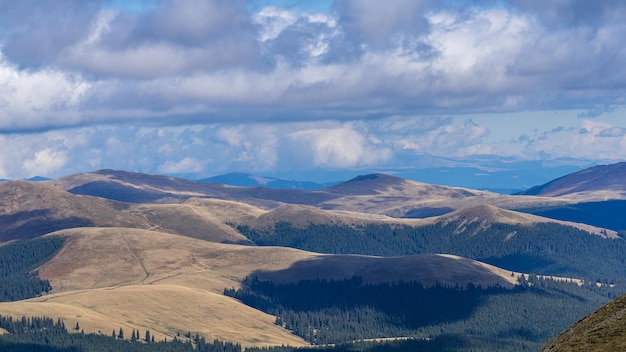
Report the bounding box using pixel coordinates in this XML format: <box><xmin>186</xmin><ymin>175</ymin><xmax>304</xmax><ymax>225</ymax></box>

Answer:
<box><xmin>127</xmin><ymin>197</ymin><xmax>265</xmax><ymax>244</ymax></box>
<box><xmin>0</xmin><ymin>226</ymin><xmax>526</xmax><ymax>346</ymax></box>
<box><xmin>2</xmin><ymin>227</ymin><xmax>313</xmax><ymax>346</ymax></box>
<box><xmin>541</xmin><ymin>293</ymin><xmax>626</xmax><ymax>352</ymax></box>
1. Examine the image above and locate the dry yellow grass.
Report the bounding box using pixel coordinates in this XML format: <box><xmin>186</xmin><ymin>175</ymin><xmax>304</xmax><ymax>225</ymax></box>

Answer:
<box><xmin>127</xmin><ymin>198</ymin><xmax>266</xmax><ymax>244</ymax></box>
<box><xmin>0</xmin><ymin>285</ymin><xmax>305</xmax><ymax>346</ymax></box>
<box><xmin>0</xmin><ymin>227</ymin><xmax>316</xmax><ymax>346</ymax></box>
<box><xmin>0</xmin><ymin>225</ymin><xmax>581</xmax><ymax>347</ymax></box>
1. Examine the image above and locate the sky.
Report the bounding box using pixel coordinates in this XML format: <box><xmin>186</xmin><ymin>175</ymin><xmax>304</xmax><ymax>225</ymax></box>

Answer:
<box><xmin>0</xmin><ymin>0</ymin><xmax>625</xmax><ymax>184</ymax></box>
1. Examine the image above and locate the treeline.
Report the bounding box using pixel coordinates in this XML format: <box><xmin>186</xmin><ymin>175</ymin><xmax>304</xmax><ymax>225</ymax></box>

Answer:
<box><xmin>0</xmin><ymin>236</ymin><xmax>65</xmax><ymax>301</ymax></box>
<box><xmin>0</xmin><ymin>315</ymin><xmax>241</xmax><ymax>352</ymax></box>
<box><xmin>224</xmin><ymin>275</ymin><xmax>618</xmax><ymax>350</ymax></box>
<box><xmin>246</xmin><ymin>335</ymin><xmax>532</xmax><ymax>352</ymax></box>
<box><xmin>238</xmin><ymin>221</ymin><xmax>626</xmax><ymax>281</ymax></box>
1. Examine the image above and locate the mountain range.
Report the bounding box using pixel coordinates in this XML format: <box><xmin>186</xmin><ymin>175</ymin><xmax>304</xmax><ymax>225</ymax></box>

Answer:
<box><xmin>1</xmin><ymin>162</ymin><xmax>626</xmax><ymax>350</ymax></box>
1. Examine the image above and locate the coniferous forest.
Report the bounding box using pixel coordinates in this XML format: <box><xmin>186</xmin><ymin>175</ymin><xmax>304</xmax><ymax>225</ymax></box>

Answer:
<box><xmin>224</xmin><ymin>275</ymin><xmax>618</xmax><ymax>351</ymax></box>
<box><xmin>0</xmin><ymin>237</ymin><xmax>65</xmax><ymax>301</ymax></box>
<box><xmin>238</xmin><ymin>222</ymin><xmax>626</xmax><ymax>282</ymax></box>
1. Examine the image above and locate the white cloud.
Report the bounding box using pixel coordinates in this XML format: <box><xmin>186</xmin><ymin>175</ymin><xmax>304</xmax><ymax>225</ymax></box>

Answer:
<box><xmin>158</xmin><ymin>157</ymin><xmax>205</xmax><ymax>174</ymax></box>
<box><xmin>22</xmin><ymin>148</ymin><xmax>68</xmax><ymax>177</ymax></box>
<box><xmin>288</xmin><ymin>123</ymin><xmax>392</xmax><ymax>168</ymax></box>
<box><xmin>0</xmin><ymin>53</ymin><xmax>91</xmax><ymax>130</ymax></box>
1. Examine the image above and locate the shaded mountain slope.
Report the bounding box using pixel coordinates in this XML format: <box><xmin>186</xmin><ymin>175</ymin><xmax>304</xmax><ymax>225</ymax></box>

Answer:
<box><xmin>0</xmin><ymin>181</ymin><xmax>150</xmax><ymax>243</ymax></box>
<box><xmin>542</xmin><ymin>293</ymin><xmax>626</xmax><ymax>352</ymax></box>
<box><xmin>520</xmin><ymin>162</ymin><xmax>626</xmax><ymax>199</ymax></box>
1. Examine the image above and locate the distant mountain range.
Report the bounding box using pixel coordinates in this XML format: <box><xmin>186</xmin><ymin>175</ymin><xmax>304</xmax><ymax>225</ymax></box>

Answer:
<box><xmin>198</xmin><ymin>172</ymin><xmax>337</xmax><ymax>190</ymax></box>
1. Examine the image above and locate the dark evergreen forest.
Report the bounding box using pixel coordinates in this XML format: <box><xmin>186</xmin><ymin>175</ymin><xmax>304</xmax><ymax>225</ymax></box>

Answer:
<box><xmin>224</xmin><ymin>275</ymin><xmax>617</xmax><ymax>351</ymax></box>
<box><xmin>0</xmin><ymin>237</ymin><xmax>65</xmax><ymax>301</ymax></box>
<box><xmin>0</xmin><ymin>315</ymin><xmax>241</xmax><ymax>352</ymax></box>
<box><xmin>238</xmin><ymin>221</ymin><xmax>626</xmax><ymax>281</ymax></box>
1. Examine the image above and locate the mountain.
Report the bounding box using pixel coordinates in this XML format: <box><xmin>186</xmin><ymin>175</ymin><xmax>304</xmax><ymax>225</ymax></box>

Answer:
<box><xmin>515</xmin><ymin>162</ymin><xmax>626</xmax><ymax>231</ymax></box>
<box><xmin>542</xmin><ymin>293</ymin><xmax>626</xmax><ymax>352</ymax></box>
<box><xmin>520</xmin><ymin>162</ymin><xmax>626</xmax><ymax>199</ymax></box>
<box><xmin>3</xmin><ymin>167</ymin><xmax>626</xmax><ymax>350</ymax></box>
<box><xmin>0</xmin><ymin>180</ymin><xmax>150</xmax><ymax>243</ymax></box>
<box><xmin>238</xmin><ymin>203</ymin><xmax>624</xmax><ymax>279</ymax></box>
<box><xmin>50</xmin><ymin>169</ymin><xmax>569</xmax><ymax>218</ymax></box>
<box><xmin>199</xmin><ymin>172</ymin><xmax>334</xmax><ymax>190</ymax></box>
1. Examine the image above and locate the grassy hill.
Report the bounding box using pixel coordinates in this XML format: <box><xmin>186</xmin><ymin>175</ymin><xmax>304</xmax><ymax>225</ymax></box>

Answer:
<box><xmin>542</xmin><ymin>293</ymin><xmax>626</xmax><ymax>352</ymax></box>
<box><xmin>0</xmin><ymin>227</ymin><xmax>527</xmax><ymax>347</ymax></box>
<box><xmin>238</xmin><ymin>204</ymin><xmax>625</xmax><ymax>280</ymax></box>
<box><xmin>520</xmin><ymin>162</ymin><xmax>626</xmax><ymax>199</ymax></box>
<box><xmin>0</xmin><ymin>181</ymin><xmax>150</xmax><ymax>243</ymax></box>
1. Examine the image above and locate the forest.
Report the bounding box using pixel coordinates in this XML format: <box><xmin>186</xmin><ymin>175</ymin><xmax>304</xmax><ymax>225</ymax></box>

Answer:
<box><xmin>238</xmin><ymin>221</ymin><xmax>626</xmax><ymax>281</ymax></box>
<box><xmin>0</xmin><ymin>315</ymin><xmax>242</xmax><ymax>352</ymax></box>
<box><xmin>224</xmin><ymin>275</ymin><xmax>619</xmax><ymax>351</ymax></box>
<box><xmin>0</xmin><ymin>237</ymin><xmax>65</xmax><ymax>301</ymax></box>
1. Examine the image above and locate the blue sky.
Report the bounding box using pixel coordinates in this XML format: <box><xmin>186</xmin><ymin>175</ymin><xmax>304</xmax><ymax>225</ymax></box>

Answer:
<box><xmin>0</xmin><ymin>0</ymin><xmax>625</xmax><ymax>185</ymax></box>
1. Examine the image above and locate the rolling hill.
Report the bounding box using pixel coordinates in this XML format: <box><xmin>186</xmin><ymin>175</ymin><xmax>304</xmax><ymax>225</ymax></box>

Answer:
<box><xmin>520</xmin><ymin>162</ymin><xmax>626</xmax><ymax>199</ymax></box>
<box><xmin>0</xmin><ymin>227</ymin><xmax>525</xmax><ymax>347</ymax></box>
<box><xmin>3</xmin><ymin>164</ymin><xmax>626</xmax><ymax>350</ymax></box>
<box><xmin>50</xmin><ymin>169</ymin><xmax>569</xmax><ymax>218</ymax></box>
<box><xmin>0</xmin><ymin>181</ymin><xmax>150</xmax><ymax>243</ymax></box>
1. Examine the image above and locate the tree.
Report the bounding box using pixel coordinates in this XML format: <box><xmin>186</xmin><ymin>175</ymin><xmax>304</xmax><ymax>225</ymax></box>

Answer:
<box><xmin>118</xmin><ymin>327</ymin><xmax>124</xmax><ymax>340</ymax></box>
<box><xmin>75</xmin><ymin>322</ymin><xmax>80</xmax><ymax>331</ymax></box>
<box><xmin>145</xmin><ymin>330</ymin><xmax>151</xmax><ymax>343</ymax></box>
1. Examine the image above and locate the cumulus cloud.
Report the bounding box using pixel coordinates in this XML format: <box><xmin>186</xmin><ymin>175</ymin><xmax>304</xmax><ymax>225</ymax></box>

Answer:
<box><xmin>0</xmin><ymin>0</ymin><xmax>623</xmax><ymax>131</ymax></box>
<box><xmin>287</xmin><ymin>123</ymin><xmax>392</xmax><ymax>168</ymax></box>
<box><xmin>0</xmin><ymin>1</ymin><xmax>625</xmax><ymax>178</ymax></box>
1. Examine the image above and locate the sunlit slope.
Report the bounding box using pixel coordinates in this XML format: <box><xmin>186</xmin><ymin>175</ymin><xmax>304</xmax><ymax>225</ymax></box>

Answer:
<box><xmin>521</xmin><ymin>162</ymin><xmax>626</xmax><ymax>200</ymax></box>
<box><xmin>0</xmin><ymin>227</ymin><xmax>523</xmax><ymax>346</ymax></box>
<box><xmin>51</xmin><ymin>169</ymin><xmax>569</xmax><ymax>217</ymax></box>
<box><xmin>127</xmin><ymin>197</ymin><xmax>265</xmax><ymax>244</ymax></box>
<box><xmin>542</xmin><ymin>293</ymin><xmax>626</xmax><ymax>352</ymax></box>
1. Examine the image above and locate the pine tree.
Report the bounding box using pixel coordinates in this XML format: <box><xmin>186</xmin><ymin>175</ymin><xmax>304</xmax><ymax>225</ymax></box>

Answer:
<box><xmin>145</xmin><ymin>330</ymin><xmax>151</xmax><ymax>343</ymax></box>
<box><xmin>118</xmin><ymin>327</ymin><xmax>124</xmax><ymax>340</ymax></box>
<box><xmin>75</xmin><ymin>322</ymin><xmax>80</xmax><ymax>331</ymax></box>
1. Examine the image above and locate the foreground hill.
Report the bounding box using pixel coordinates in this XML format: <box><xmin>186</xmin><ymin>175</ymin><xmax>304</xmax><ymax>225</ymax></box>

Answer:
<box><xmin>542</xmin><ymin>293</ymin><xmax>626</xmax><ymax>352</ymax></box>
<box><xmin>520</xmin><ymin>162</ymin><xmax>626</xmax><ymax>199</ymax></box>
<box><xmin>0</xmin><ymin>227</ymin><xmax>522</xmax><ymax>347</ymax></box>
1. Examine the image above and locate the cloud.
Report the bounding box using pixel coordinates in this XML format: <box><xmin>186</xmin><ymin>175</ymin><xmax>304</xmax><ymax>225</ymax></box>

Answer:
<box><xmin>0</xmin><ymin>1</ymin><xmax>624</xmax><ymax>132</ymax></box>
<box><xmin>0</xmin><ymin>1</ymin><xmax>626</xmax><ymax>179</ymax></box>
<box><xmin>287</xmin><ymin>123</ymin><xmax>392</xmax><ymax>168</ymax></box>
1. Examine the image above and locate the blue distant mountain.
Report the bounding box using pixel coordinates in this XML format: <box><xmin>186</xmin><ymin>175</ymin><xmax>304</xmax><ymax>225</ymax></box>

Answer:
<box><xmin>25</xmin><ymin>176</ymin><xmax>51</xmax><ymax>182</ymax></box>
<box><xmin>198</xmin><ymin>172</ymin><xmax>337</xmax><ymax>190</ymax></box>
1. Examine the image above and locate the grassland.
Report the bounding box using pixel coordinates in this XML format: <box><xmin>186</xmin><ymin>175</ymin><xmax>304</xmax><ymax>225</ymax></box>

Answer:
<box><xmin>0</xmin><ymin>226</ymin><xmax>527</xmax><ymax>347</ymax></box>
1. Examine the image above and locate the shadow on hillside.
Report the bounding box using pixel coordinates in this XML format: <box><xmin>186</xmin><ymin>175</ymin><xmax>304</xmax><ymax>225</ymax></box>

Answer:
<box><xmin>240</xmin><ymin>257</ymin><xmax>515</xmax><ymax>330</ymax></box>
<box><xmin>0</xmin><ymin>210</ymin><xmax>94</xmax><ymax>241</ymax></box>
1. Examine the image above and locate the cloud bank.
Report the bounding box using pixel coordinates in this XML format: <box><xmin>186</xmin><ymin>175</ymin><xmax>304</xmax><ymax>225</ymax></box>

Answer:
<box><xmin>0</xmin><ymin>0</ymin><xmax>624</xmax><ymax>179</ymax></box>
